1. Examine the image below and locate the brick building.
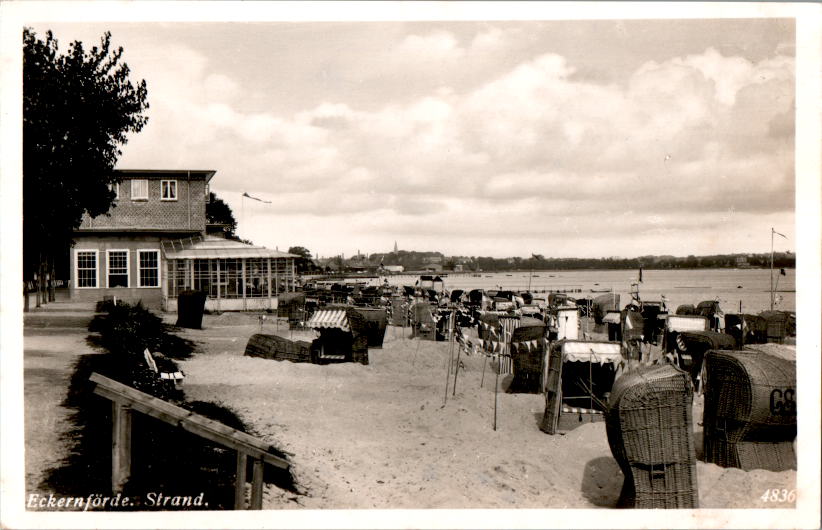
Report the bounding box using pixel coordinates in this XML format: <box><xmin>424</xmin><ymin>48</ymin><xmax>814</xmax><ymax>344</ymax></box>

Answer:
<box><xmin>70</xmin><ymin>169</ymin><xmax>297</xmax><ymax>311</ymax></box>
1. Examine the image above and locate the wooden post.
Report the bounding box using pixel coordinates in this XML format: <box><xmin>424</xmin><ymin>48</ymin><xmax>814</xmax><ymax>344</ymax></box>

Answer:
<box><xmin>216</xmin><ymin>259</ymin><xmax>221</xmax><ymax>312</ymax></box>
<box><xmin>480</xmin><ymin>351</ymin><xmax>487</xmax><ymax>388</ymax></box>
<box><xmin>493</xmin><ymin>356</ymin><xmax>500</xmax><ymax>431</ymax></box>
<box><xmin>234</xmin><ymin>451</ymin><xmax>247</xmax><ymax>509</ymax></box>
<box><xmin>452</xmin><ymin>314</ymin><xmax>462</xmax><ymax>396</ymax></box>
<box><xmin>266</xmin><ymin>258</ymin><xmax>272</xmax><ymax>310</ymax></box>
<box><xmin>189</xmin><ymin>259</ymin><xmax>195</xmax><ymax>292</ymax></box>
<box><xmin>24</xmin><ymin>281</ymin><xmax>29</xmax><ymax>313</ymax></box>
<box><xmin>111</xmin><ymin>401</ymin><xmax>132</xmax><ymax>493</ymax></box>
<box><xmin>241</xmin><ymin>258</ymin><xmax>247</xmax><ymax>311</ymax></box>
<box><xmin>171</xmin><ymin>259</ymin><xmax>177</xmax><ymax>298</ymax></box>
<box><xmin>250</xmin><ymin>458</ymin><xmax>264</xmax><ymax>509</ymax></box>
<box><xmin>442</xmin><ymin>328</ymin><xmax>451</xmax><ymax>407</ymax></box>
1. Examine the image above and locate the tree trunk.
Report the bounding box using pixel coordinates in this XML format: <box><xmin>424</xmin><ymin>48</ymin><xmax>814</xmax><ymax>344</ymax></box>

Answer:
<box><xmin>48</xmin><ymin>258</ymin><xmax>56</xmax><ymax>302</ymax></box>
<box><xmin>24</xmin><ymin>280</ymin><xmax>30</xmax><ymax>312</ymax></box>
<box><xmin>35</xmin><ymin>256</ymin><xmax>41</xmax><ymax>308</ymax></box>
<box><xmin>40</xmin><ymin>261</ymin><xmax>47</xmax><ymax>306</ymax></box>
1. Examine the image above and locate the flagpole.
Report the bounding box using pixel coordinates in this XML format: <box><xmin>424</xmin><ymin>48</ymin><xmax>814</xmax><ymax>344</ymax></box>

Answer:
<box><xmin>770</xmin><ymin>227</ymin><xmax>774</xmax><ymax>311</ymax></box>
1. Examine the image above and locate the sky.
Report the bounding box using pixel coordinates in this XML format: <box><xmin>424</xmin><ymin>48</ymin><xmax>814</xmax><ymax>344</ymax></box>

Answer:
<box><xmin>22</xmin><ymin>14</ymin><xmax>799</xmax><ymax>260</ymax></box>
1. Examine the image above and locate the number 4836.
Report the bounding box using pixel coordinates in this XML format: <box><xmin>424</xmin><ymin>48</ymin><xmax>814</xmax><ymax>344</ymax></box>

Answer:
<box><xmin>760</xmin><ymin>489</ymin><xmax>796</xmax><ymax>502</ymax></box>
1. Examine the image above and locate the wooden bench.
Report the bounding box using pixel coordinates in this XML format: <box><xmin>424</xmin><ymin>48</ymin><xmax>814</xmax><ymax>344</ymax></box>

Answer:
<box><xmin>89</xmin><ymin>372</ymin><xmax>290</xmax><ymax>509</ymax></box>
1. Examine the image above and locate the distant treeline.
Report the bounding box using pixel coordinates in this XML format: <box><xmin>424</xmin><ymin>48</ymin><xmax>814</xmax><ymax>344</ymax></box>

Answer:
<box><xmin>367</xmin><ymin>251</ymin><xmax>795</xmax><ymax>273</ymax></box>
<box><xmin>468</xmin><ymin>253</ymin><xmax>795</xmax><ymax>272</ymax></box>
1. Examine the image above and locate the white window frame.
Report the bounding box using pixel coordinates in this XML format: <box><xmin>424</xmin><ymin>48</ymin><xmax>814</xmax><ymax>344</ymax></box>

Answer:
<box><xmin>131</xmin><ymin>179</ymin><xmax>149</xmax><ymax>201</ymax></box>
<box><xmin>161</xmin><ymin>179</ymin><xmax>178</xmax><ymax>201</ymax></box>
<box><xmin>106</xmin><ymin>249</ymin><xmax>130</xmax><ymax>288</ymax></box>
<box><xmin>137</xmin><ymin>249</ymin><xmax>162</xmax><ymax>288</ymax></box>
<box><xmin>75</xmin><ymin>249</ymin><xmax>99</xmax><ymax>289</ymax></box>
<box><xmin>108</xmin><ymin>182</ymin><xmax>120</xmax><ymax>200</ymax></box>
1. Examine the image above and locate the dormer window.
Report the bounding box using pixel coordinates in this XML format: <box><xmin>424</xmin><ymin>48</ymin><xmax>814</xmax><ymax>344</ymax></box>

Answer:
<box><xmin>161</xmin><ymin>180</ymin><xmax>178</xmax><ymax>201</ymax></box>
<box><xmin>131</xmin><ymin>179</ymin><xmax>149</xmax><ymax>200</ymax></box>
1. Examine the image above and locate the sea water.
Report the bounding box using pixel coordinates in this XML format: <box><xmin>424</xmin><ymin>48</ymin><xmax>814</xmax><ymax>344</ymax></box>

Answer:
<box><xmin>380</xmin><ymin>268</ymin><xmax>795</xmax><ymax>315</ymax></box>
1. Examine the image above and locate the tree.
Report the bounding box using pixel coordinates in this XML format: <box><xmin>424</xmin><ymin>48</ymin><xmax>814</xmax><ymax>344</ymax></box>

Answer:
<box><xmin>23</xmin><ymin>28</ymin><xmax>149</xmax><ymax>284</ymax></box>
<box><xmin>287</xmin><ymin>246</ymin><xmax>312</xmax><ymax>260</ymax></box>
<box><xmin>287</xmin><ymin>246</ymin><xmax>316</xmax><ymax>273</ymax></box>
<box><xmin>206</xmin><ymin>192</ymin><xmax>238</xmax><ymax>238</ymax></box>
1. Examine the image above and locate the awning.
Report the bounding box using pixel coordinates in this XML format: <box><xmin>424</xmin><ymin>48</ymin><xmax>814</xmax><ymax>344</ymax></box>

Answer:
<box><xmin>666</xmin><ymin>315</ymin><xmax>708</xmax><ymax>332</ymax></box>
<box><xmin>562</xmin><ymin>341</ymin><xmax>623</xmax><ymax>364</ymax></box>
<box><xmin>307</xmin><ymin>309</ymin><xmax>350</xmax><ymax>332</ymax></box>
<box><xmin>602</xmin><ymin>312</ymin><xmax>621</xmax><ymax>324</ymax></box>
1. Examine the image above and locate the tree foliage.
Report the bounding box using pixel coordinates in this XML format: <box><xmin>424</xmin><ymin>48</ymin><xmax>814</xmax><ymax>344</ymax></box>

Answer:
<box><xmin>288</xmin><ymin>246</ymin><xmax>318</xmax><ymax>273</ymax></box>
<box><xmin>23</xmin><ymin>28</ymin><xmax>149</xmax><ymax>275</ymax></box>
<box><xmin>287</xmin><ymin>246</ymin><xmax>312</xmax><ymax>260</ymax></box>
<box><xmin>205</xmin><ymin>192</ymin><xmax>238</xmax><ymax>238</ymax></box>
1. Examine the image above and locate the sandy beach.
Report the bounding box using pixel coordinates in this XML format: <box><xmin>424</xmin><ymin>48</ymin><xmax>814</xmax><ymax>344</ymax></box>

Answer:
<box><xmin>168</xmin><ymin>311</ymin><xmax>796</xmax><ymax>510</ymax></box>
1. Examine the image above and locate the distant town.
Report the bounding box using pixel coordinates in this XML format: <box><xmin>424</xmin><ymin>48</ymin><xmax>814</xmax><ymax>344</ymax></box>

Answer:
<box><xmin>311</xmin><ymin>245</ymin><xmax>795</xmax><ymax>274</ymax></box>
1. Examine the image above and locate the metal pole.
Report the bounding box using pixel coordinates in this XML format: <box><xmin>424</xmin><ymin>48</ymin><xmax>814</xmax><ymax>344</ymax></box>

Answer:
<box><xmin>589</xmin><ymin>352</ymin><xmax>593</xmax><ymax>410</ymax></box>
<box><xmin>480</xmin><ymin>349</ymin><xmax>487</xmax><ymax>388</ymax></box>
<box><xmin>452</xmin><ymin>314</ymin><xmax>462</xmax><ymax>396</ymax></box>
<box><xmin>493</xmin><ymin>355</ymin><xmax>500</xmax><ymax>431</ymax></box>
<box><xmin>770</xmin><ymin>228</ymin><xmax>774</xmax><ymax>311</ymax></box>
<box><xmin>442</xmin><ymin>332</ymin><xmax>451</xmax><ymax>407</ymax></box>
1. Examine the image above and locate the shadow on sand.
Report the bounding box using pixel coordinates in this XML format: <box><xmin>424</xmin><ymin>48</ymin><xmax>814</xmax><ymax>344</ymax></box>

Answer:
<box><xmin>580</xmin><ymin>456</ymin><xmax>623</xmax><ymax>507</ymax></box>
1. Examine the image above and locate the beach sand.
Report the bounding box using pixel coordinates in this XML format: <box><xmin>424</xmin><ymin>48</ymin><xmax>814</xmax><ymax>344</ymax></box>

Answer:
<box><xmin>173</xmin><ymin>312</ymin><xmax>796</xmax><ymax>510</ymax></box>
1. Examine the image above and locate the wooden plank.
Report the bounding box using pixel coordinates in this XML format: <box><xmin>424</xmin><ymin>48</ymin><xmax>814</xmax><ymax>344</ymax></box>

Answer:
<box><xmin>250</xmin><ymin>458</ymin><xmax>264</xmax><ymax>510</ymax></box>
<box><xmin>111</xmin><ymin>402</ymin><xmax>132</xmax><ymax>493</ymax></box>
<box><xmin>234</xmin><ymin>452</ymin><xmax>247</xmax><ymax>510</ymax></box>
<box><xmin>90</xmin><ymin>373</ymin><xmax>289</xmax><ymax>469</ymax></box>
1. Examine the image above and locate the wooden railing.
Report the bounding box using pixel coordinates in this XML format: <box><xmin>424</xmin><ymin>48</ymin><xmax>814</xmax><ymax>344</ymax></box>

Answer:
<box><xmin>89</xmin><ymin>372</ymin><xmax>290</xmax><ymax>509</ymax></box>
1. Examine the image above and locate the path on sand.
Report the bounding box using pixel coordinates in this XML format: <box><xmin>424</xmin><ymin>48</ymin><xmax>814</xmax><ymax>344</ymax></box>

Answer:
<box><xmin>23</xmin><ymin>296</ymin><xmax>103</xmax><ymax>497</ymax></box>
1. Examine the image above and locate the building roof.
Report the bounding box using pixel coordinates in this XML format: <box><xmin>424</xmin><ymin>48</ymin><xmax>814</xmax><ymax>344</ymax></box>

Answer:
<box><xmin>163</xmin><ymin>236</ymin><xmax>299</xmax><ymax>260</ymax></box>
<box><xmin>115</xmin><ymin>169</ymin><xmax>217</xmax><ymax>183</ymax></box>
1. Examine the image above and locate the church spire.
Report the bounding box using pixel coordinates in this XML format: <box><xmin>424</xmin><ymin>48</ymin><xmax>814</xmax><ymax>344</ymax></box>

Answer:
<box><xmin>393</xmin><ymin>241</ymin><xmax>398</xmax><ymax>253</ymax></box>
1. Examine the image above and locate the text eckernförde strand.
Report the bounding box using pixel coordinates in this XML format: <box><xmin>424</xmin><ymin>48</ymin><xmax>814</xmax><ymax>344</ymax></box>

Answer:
<box><xmin>27</xmin><ymin>492</ymin><xmax>207</xmax><ymax>510</ymax></box>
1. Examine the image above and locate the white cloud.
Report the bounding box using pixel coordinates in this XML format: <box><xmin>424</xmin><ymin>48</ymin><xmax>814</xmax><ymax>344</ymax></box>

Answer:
<box><xmin>396</xmin><ymin>30</ymin><xmax>465</xmax><ymax>62</ymax></box>
<box><xmin>118</xmin><ymin>38</ymin><xmax>794</xmax><ymax>257</ymax></box>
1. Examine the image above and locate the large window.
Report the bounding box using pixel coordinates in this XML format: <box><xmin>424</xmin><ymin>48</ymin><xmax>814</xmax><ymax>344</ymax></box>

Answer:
<box><xmin>166</xmin><ymin>258</ymin><xmax>294</xmax><ymax>298</ymax></box>
<box><xmin>76</xmin><ymin>250</ymin><xmax>98</xmax><ymax>288</ymax></box>
<box><xmin>108</xmin><ymin>182</ymin><xmax>119</xmax><ymax>200</ymax></box>
<box><xmin>107</xmin><ymin>250</ymin><xmax>129</xmax><ymax>287</ymax></box>
<box><xmin>161</xmin><ymin>180</ymin><xmax>177</xmax><ymax>201</ymax></box>
<box><xmin>138</xmin><ymin>250</ymin><xmax>160</xmax><ymax>287</ymax></box>
<box><xmin>131</xmin><ymin>179</ymin><xmax>149</xmax><ymax>200</ymax></box>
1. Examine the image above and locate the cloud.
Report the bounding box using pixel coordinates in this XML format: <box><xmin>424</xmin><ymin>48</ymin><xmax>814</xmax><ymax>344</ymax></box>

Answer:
<box><xmin>118</xmin><ymin>37</ymin><xmax>794</xmax><ymax>257</ymax></box>
<box><xmin>396</xmin><ymin>30</ymin><xmax>465</xmax><ymax>62</ymax></box>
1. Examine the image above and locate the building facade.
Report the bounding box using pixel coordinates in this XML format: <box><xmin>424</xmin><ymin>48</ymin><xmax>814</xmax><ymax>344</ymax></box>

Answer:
<box><xmin>70</xmin><ymin>169</ymin><xmax>296</xmax><ymax>310</ymax></box>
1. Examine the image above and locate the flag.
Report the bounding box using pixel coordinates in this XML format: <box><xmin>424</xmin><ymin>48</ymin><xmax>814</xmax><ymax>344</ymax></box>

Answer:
<box><xmin>773</xmin><ymin>228</ymin><xmax>787</xmax><ymax>239</ymax></box>
<box><xmin>243</xmin><ymin>192</ymin><xmax>271</xmax><ymax>204</ymax></box>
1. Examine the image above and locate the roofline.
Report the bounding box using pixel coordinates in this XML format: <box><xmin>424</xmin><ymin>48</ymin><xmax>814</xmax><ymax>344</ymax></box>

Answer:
<box><xmin>114</xmin><ymin>169</ymin><xmax>217</xmax><ymax>183</ymax></box>
<box><xmin>74</xmin><ymin>228</ymin><xmax>204</xmax><ymax>234</ymax></box>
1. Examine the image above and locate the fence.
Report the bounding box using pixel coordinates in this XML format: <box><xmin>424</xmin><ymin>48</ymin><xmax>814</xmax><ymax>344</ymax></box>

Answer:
<box><xmin>89</xmin><ymin>372</ymin><xmax>289</xmax><ymax>509</ymax></box>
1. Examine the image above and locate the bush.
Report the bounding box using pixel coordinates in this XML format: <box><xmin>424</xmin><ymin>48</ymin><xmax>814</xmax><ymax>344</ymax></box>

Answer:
<box><xmin>40</xmin><ymin>300</ymin><xmax>299</xmax><ymax>509</ymax></box>
<box><xmin>89</xmin><ymin>300</ymin><xmax>195</xmax><ymax>360</ymax></box>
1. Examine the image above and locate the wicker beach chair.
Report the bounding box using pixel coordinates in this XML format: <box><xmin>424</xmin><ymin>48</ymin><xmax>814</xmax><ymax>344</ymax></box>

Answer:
<box><xmin>606</xmin><ymin>363</ymin><xmax>698</xmax><ymax>509</ymax></box>
<box><xmin>508</xmin><ymin>318</ymin><xmax>547</xmax><ymax>393</ymax></box>
<box><xmin>703</xmin><ymin>350</ymin><xmax>796</xmax><ymax>471</ymax></box>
